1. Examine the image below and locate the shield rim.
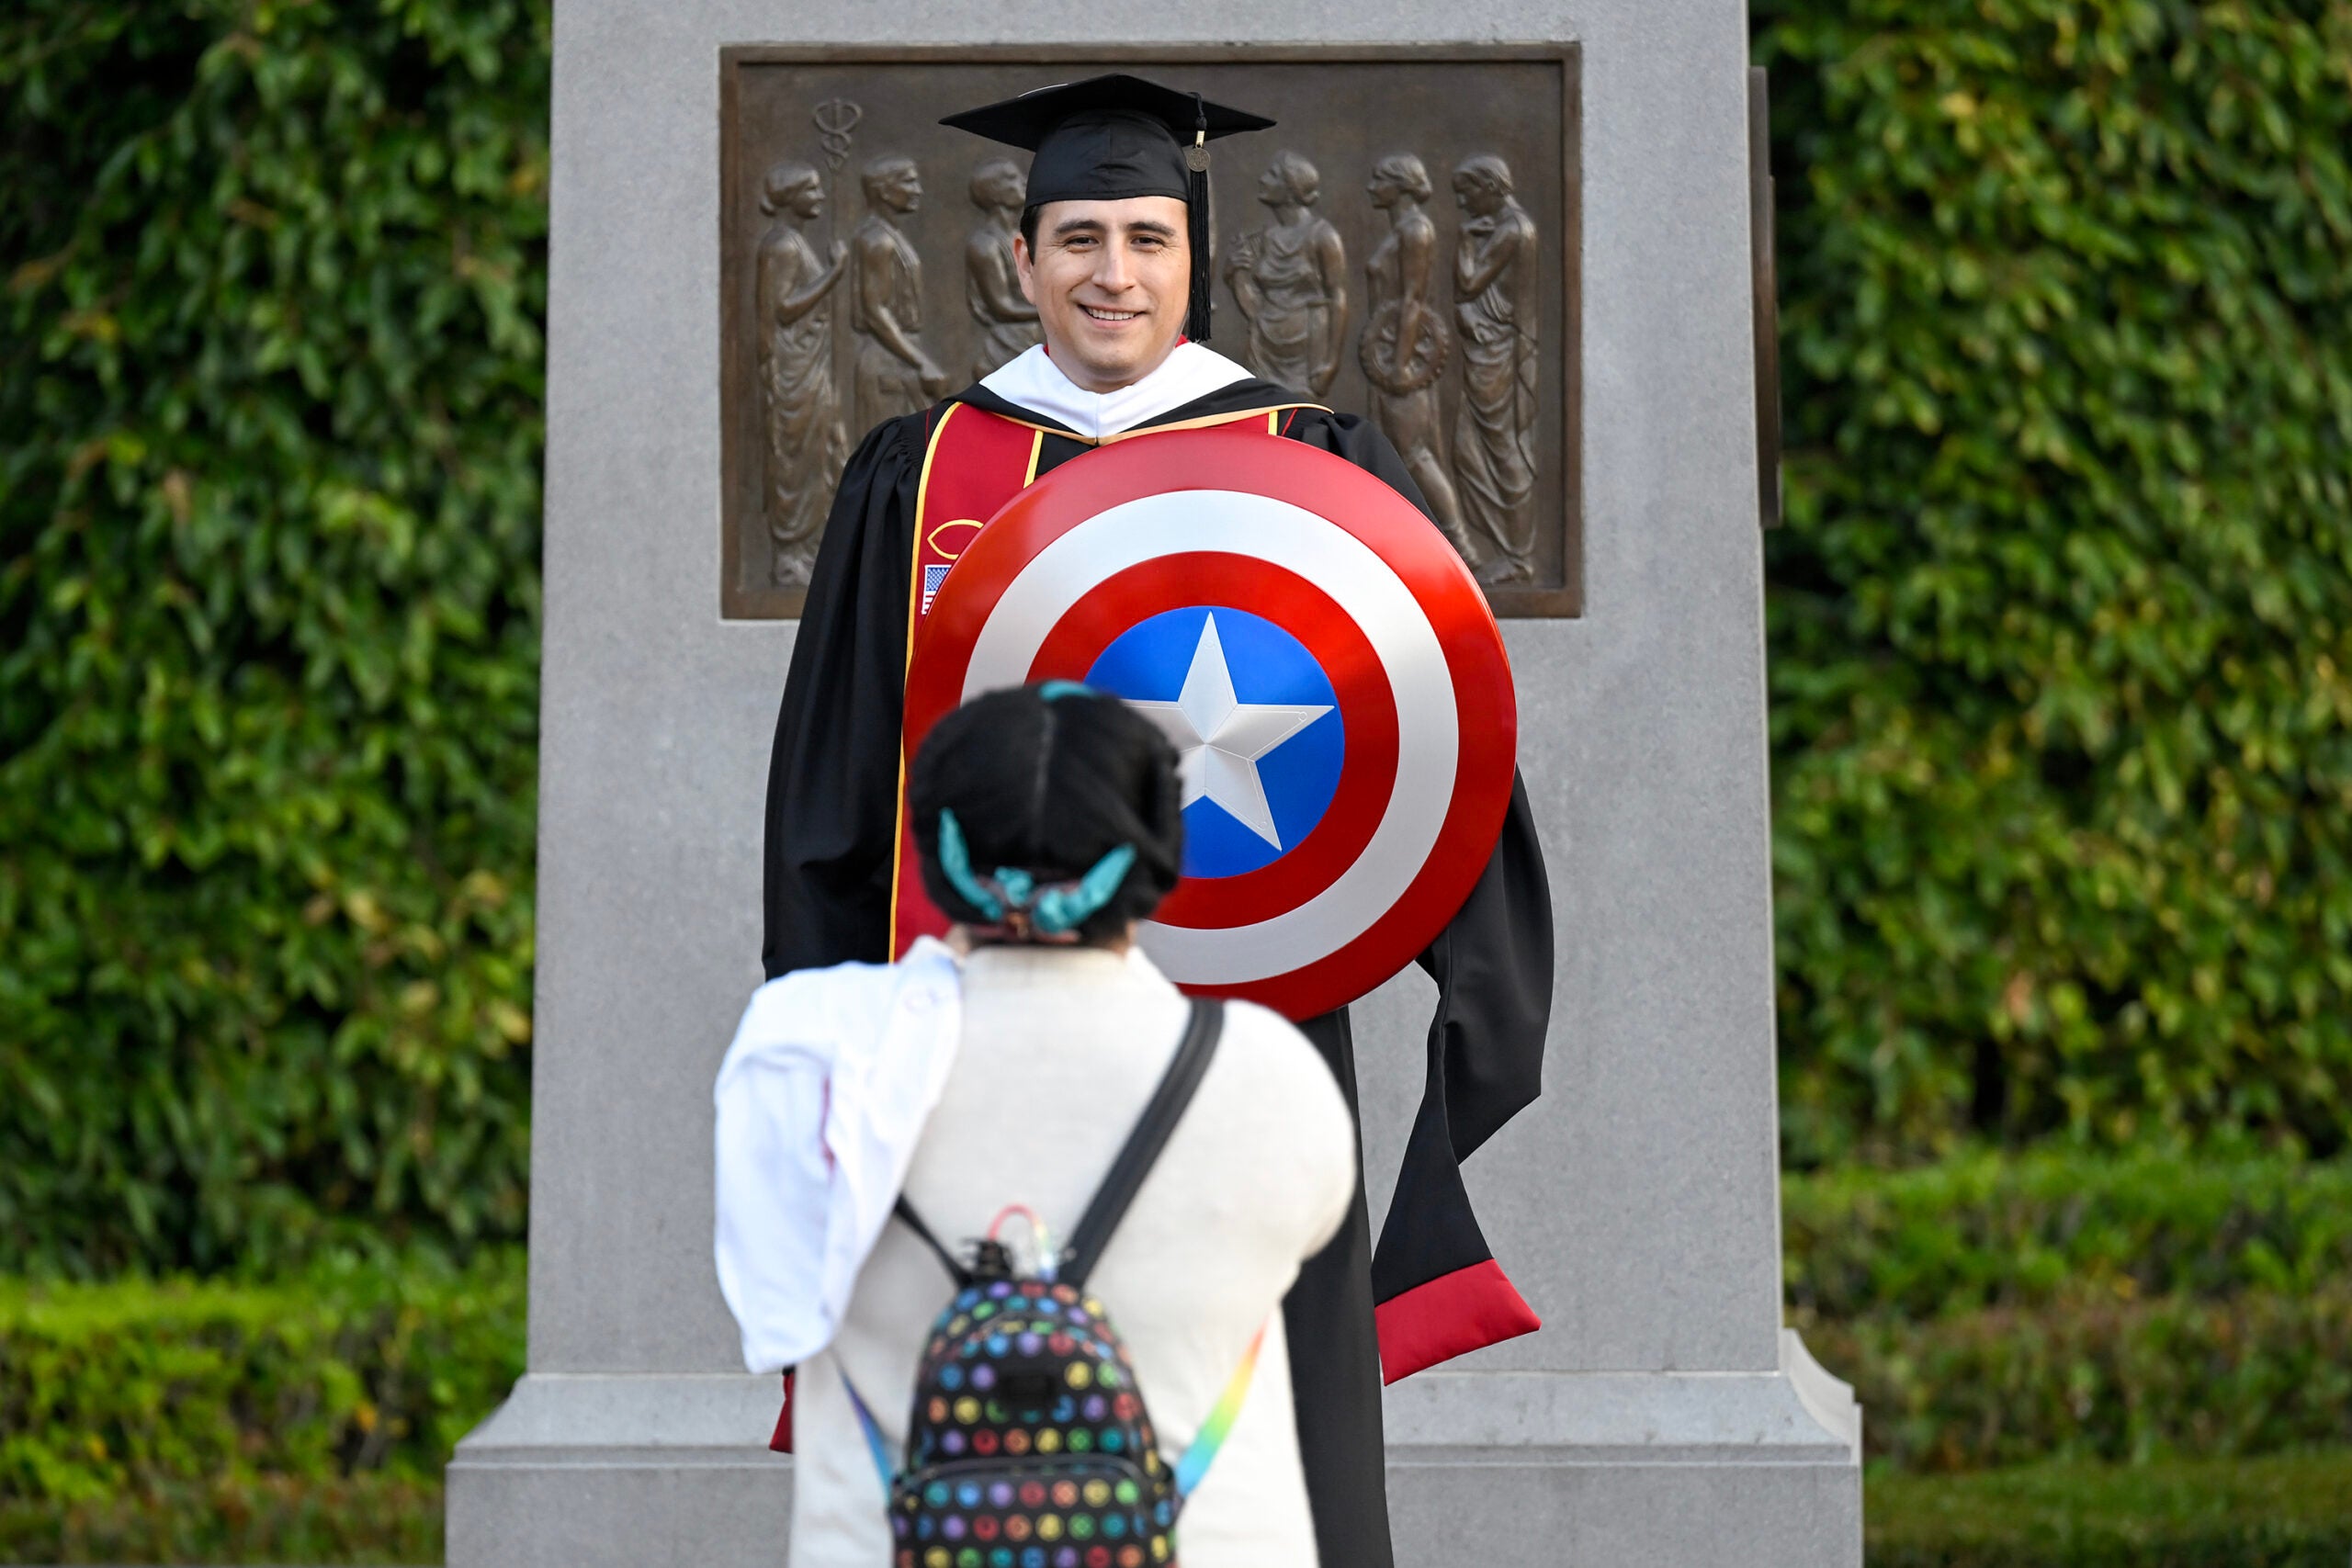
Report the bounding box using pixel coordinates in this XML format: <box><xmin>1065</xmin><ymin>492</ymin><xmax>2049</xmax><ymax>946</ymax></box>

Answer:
<box><xmin>906</xmin><ymin>427</ymin><xmax>1518</xmax><ymax>1021</ymax></box>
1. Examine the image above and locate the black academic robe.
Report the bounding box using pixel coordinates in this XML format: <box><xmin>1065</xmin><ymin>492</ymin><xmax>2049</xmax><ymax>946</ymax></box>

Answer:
<box><xmin>762</xmin><ymin>376</ymin><xmax>1554</xmax><ymax>1568</ymax></box>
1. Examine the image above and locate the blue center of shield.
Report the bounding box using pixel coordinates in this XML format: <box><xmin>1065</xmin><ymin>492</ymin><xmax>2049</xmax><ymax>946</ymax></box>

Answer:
<box><xmin>1083</xmin><ymin>606</ymin><xmax>1345</xmax><ymax>879</ymax></box>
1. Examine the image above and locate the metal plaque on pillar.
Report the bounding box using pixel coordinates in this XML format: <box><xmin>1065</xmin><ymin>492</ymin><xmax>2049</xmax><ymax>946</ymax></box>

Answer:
<box><xmin>718</xmin><ymin>46</ymin><xmax>1583</xmax><ymax>620</ymax></box>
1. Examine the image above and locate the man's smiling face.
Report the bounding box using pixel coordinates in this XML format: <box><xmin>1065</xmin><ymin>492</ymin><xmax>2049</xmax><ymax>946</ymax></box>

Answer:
<box><xmin>1014</xmin><ymin>196</ymin><xmax>1190</xmax><ymax>394</ymax></box>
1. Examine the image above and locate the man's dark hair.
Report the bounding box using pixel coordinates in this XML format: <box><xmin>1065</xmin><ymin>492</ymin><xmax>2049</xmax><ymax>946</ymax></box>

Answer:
<box><xmin>1019</xmin><ymin>203</ymin><xmax>1042</xmax><ymax>252</ymax></box>
<box><xmin>910</xmin><ymin>683</ymin><xmax>1184</xmax><ymax>945</ymax></box>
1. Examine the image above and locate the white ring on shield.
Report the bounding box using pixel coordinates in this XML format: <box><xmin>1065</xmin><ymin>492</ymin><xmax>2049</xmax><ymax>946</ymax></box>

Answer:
<box><xmin>960</xmin><ymin>489</ymin><xmax>1460</xmax><ymax>985</ymax></box>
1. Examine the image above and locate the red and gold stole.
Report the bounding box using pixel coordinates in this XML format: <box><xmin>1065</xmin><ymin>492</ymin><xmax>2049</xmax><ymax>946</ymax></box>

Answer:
<box><xmin>887</xmin><ymin>399</ymin><xmax>1313</xmax><ymax>955</ymax></box>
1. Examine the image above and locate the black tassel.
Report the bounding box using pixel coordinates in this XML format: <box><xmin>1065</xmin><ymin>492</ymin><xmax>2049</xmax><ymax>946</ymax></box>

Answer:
<box><xmin>1185</xmin><ymin>94</ymin><xmax>1212</xmax><ymax>341</ymax></box>
<box><xmin>1185</xmin><ymin>164</ymin><xmax>1212</xmax><ymax>341</ymax></box>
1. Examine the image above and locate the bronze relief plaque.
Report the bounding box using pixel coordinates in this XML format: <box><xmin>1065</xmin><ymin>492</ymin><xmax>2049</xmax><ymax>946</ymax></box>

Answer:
<box><xmin>720</xmin><ymin>46</ymin><xmax>1581</xmax><ymax>618</ymax></box>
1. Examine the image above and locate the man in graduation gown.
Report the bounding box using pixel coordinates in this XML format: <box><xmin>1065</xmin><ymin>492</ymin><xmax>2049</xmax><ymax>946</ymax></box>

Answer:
<box><xmin>762</xmin><ymin>75</ymin><xmax>1553</xmax><ymax>1568</ymax></box>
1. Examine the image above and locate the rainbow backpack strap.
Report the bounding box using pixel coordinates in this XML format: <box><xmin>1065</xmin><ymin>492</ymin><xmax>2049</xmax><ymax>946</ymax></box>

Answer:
<box><xmin>839</xmin><ymin>1371</ymin><xmax>898</xmax><ymax>1499</ymax></box>
<box><xmin>1170</xmin><ymin>1316</ymin><xmax>1272</xmax><ymax>1498</ymax></box>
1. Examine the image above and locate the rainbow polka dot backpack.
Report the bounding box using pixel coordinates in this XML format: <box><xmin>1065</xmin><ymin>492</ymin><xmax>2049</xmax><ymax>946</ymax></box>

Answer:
<box><xmin>843</xmin><ymin>1001</ymin><xmax>1264</xmax><ymax>1568</ymax></box>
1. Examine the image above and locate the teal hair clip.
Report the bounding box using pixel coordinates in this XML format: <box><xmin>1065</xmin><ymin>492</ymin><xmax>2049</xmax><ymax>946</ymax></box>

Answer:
<box><xmin>936</xmin><ymin>808</ymin><xmax>1004</xmax><ymax>920</ymax></box>
<box><xmin>1031</xmin><ymin>843</ymin><xmax>1138</xmax><ymax>935</ymax></box>
<box><xmin>935</xmin><ymin>808</ymin><xmax>1137</xmax><ymax>939</ymax></box>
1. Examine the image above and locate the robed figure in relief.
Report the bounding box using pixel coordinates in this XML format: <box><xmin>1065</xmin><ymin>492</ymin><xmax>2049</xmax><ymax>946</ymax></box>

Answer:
<box><xmin>1451</xmin><ymin>153</ymin><xmax>1542</xmax><ymax>584</ymax></box>
<box><xmin>754</xmin><ymin>161</ymin><xmax>849</xmax><ymax>587</ymax></box>
<box><xmin>852</xmin><ymin>154</ymin><xmax>951</xmax><ymax>433</ymax></box>
<box><xmin>1226</xmin><ymin>151</ymin><xmax>1349</xmax><ymax>398</ymax></box>
<box><xmin>1361</xmin><ymin>153</ymin><xmax>1473</xmax><ymax>564</ymax></box>
<box><xmin>965</xmin><ymin>158</ymin><xmax>1043</xmax><ymax>379</ymax></box>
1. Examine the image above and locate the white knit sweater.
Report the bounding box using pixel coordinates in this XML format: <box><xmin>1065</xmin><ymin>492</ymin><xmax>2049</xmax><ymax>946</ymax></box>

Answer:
<box><xmin>786</xmin><ymin>944</ymin><xmax>1356</xmax><ymax>1568</ymax></box>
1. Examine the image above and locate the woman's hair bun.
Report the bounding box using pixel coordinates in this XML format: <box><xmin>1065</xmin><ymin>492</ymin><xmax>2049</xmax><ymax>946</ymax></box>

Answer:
<box><xmin>910</xmin><ymin>682</ymin><xmax>1184</xmax><ymax>944</ymax></box>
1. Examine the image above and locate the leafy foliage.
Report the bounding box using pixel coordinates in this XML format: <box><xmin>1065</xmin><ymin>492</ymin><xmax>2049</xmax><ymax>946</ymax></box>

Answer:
<box><xmin>0</xmin><ymin>1473</ymin><xmax>443</xmax><ymax>1568</ymax></box>
<box><xmin>1784</xmin><ymin>1147</ymin><xmax>2352</xmax><ymax>1319</ymax></box>
<box><xmin>1868</xmin><ymin>1452</ymin><xmax>2352</xmax><ymax>1568</ymax></box>
<box><xmin>0</xmin><ymin>1</ymin><xmax>550</xmax><ymax>1274</ymax></box>
<box><xmin>1786</xmin><ymin>1151</ymin><xmax>2352</xmax><ymax>1472</ymax></box>
<box><xmin>1757</xmin><ymin>0</ymin><xmax>2352</xmax><ymax>1162</ymax></box>
<box><xmin>0</xmin><ymin>1250</ymin><xmax>523</xmax><ymax>1506</ymax></box>
<box><xmin>6</xmin><ymin>0</ymin><xmax>2349</xmax><ymax>1273</ymax></box>
<box><xmin>1801</xmin><ymin>1286</ymin><xmax>2352</xmax><ymax>1471</ymax></box>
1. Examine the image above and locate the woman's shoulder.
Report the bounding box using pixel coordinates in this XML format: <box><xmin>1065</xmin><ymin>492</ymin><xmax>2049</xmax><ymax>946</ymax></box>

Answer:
<box><xmin>1118</xmin><ymin>960</ymin><xmax>1336</xmax><ymax>1110</ymax></box>
<box><xmin>1214</xmin><ymin>996</ymin><xmax>1317</xmax><ymax>1049</ymax></box>
<box><xmin>1202</xmin><ymin>1001</ymin><xmax>1352</xmax><ymax>1138</ymax></box>
<box><xmin>1185</xmin><ymin>998</ymin><xmax>1357</xmax><ymax>1251</ymax></box>
<box><xmin>720</xmin><ymin>941</ymin><xmax>959</xmax><ymax>1080</ymax></box>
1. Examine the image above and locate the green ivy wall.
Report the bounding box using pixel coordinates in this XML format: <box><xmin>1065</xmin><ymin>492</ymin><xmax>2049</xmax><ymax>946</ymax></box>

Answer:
<box><xmin>1</xmin><ymin>2</ymin><xmax>549</xmax><ymax>1275</ymax></box>
<box><xmin>4</xmin><ymin>1</ymin><xmax>2348</xmax><ymax>1274</ymax></box>
<box><xmin>1758</xmin><ymin>0</ymin><xmax>2352</xmax><ymax>1163</ymax></box>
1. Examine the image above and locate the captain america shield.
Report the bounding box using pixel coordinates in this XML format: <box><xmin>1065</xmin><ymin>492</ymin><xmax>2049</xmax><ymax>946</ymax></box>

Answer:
<box><xmin>904</xmin><ymin>426</ymin><xmax>1519</xmax><ymax>1021</ymax></box>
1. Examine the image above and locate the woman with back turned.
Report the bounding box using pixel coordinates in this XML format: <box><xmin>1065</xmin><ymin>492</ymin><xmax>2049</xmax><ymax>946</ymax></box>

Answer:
<box><xmin>718</xmin><ymin>682</ymin><xmax>1356</xmax><ymax>1567</ymax></box>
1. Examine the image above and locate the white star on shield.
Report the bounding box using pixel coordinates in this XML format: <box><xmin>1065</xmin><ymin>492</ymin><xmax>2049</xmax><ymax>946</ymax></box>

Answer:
<box><xmin>1125</xmin><ymin>613</ymin><xmax>1333</xmax><ymax>851</ymax></box>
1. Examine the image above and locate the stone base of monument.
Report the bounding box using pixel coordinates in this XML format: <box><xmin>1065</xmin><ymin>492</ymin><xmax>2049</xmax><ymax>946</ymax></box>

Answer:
<box><xmin>448</xmin><ymin>1336</ymin><xmax>1858</xmax><ymax>1568</ymax></box>
<box><xmin>1384</xmin><ymin>1337</ymin><xmax>1860</xmax><ymax>1565</ymax></box>
<box><xmin>447</xmin><ymin>1373</ymin><xmax>790</xmax><ymax>1568</ymax></box>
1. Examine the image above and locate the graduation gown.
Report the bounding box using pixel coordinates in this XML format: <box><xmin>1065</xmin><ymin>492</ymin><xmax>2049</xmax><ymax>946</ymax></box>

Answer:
<box><xmin>762</xmin><ymin>349</ymin><xmax>1554</xmax><ymax>1568</ymax></box>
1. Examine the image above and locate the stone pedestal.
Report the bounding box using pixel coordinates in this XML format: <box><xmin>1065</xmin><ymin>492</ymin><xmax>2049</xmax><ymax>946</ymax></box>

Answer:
<box><xmin>449</xmin><ymin>2</ymin><xmax>1861</xmax><ymax>1563</ymax></box>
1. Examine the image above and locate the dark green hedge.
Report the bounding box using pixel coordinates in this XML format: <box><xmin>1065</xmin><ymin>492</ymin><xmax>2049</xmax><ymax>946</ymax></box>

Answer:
<box><xmin>1868</xmin><ymin>1452</ymin><xmax>2352</xmax><ymax>1568</ymax></box>
<box><xmin>1785</xmin><ymin>1153</ymin><xmax>2352</xmax><ymax>1472</ymax></box>
<box><xmin>1784</xmin><ymin>1148</ymin><xmax>2352</xmax><ymax>1319</ymax></box>
<box><xmin>1757</xmin><ymin>1</ymin><xmax>2352</xmax><ymax>1161</ymax></box>
<box><xmin>0</xmin><ymin>1252</ymin><xmax>523</xmax><ymax>1506</ymax></box>
<box><xmin>1802</xmin><ymin>1286</ymin><xmax>2352</xmax><ymax>1472</ymax></box>
<box><xmin>0</xmin><ymin>1254</ymin><xmax>516</xmax><ymax>1563</ymax></box>
<box><xmin>1</xmin><ymin>1474</ymin><xmax>442</xmax><ymax>1568</ymax></box>
<box><xmin>0</xmin><ymin>2</ymin><xmax>549</xmax><ymax>1274</ymax></box>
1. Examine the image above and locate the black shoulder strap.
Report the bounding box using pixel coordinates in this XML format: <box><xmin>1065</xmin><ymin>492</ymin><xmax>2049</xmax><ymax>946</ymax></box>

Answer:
<box><xmin>893</xmin><ymin>1192</ymin><xmax>975</xmax><ymax>1290</ymax></box>
<box><xmin>1059</xmin><ymin>998</ymin><xmax>1225</xmax><ymax>1292</ymax></box>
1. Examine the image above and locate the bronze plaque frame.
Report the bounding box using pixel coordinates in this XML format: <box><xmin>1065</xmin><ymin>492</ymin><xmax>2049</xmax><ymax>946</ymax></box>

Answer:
<box><xmin>719</xmin><ymin>44</ymin><xmax>1582</xmax><ymax>619</ymax></box>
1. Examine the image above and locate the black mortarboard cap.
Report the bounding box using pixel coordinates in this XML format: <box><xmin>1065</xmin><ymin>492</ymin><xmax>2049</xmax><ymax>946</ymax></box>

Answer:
<box><xmin>942</xmin><ymin>74</ymin><xmax>1275</xmax><ymax>341</ymax></box>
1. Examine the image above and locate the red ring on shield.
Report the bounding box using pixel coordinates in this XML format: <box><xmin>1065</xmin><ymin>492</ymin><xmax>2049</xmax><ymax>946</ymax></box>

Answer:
<box><xmin>906</xmin><ymin>427</ymin><xmax>1517</xmax><ymax>1021</ymax></box>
